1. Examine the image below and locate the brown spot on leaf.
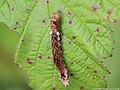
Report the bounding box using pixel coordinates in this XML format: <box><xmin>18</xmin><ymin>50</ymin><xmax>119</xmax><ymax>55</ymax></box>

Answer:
<box><xmin>99</xmin><ymin>2</ymin><xmax>102</xmax><ymax>6</ymax></box>
<box><xmin>100</xmin><ymin>61</ymin><xmax>103</xmax><ymax>63</ymax></box>
<box><xmin>26</xmin><ymin>8</ymin><xmax>28</xmax><ymax>11</ymax></box>
<box><xmin>52</xmin><ymin>87</ymin><xmax>56</xmax><ymax>90</ymax></box>
<box><xmin>93</xmin><ymin>70</ymin><xmax>97</xmax><ymax>74</ymax></box>
<box><xmin>92</xmin><ymin>5</ymin><xmax>99</xmax><ymax>12</ymax></box>
<box><xmin>26</xmin><ymin>8</ymin><xmax>31</xmax><ymax>12</ymax></box>
<box><xmin>27</xmin><ymin>58</ymin><xmax>32</xmax><ymax>64</ymax></box>
<box><xmin>113</xmin><ymin>19</ymin><xmax>119</xmax><ymax>23</ymax></box>
<box><xmin>58</xmin><ymin>9</ymin><xmax>62</xmax><ymax>14</ymax></box>
<box><xmin>96</xmin><ymin>27</ymin><xmax>100</xmax><ymax>32</ymax></box>
<box><xmin>69</xmin><ymin>41</ymin><xmax>72</xmax><ymax>44</ymax></box>
<box><xmin>109</xmin><ymin>54</ymin><xmax>113</xmax><ymax>57</ymax></box>
<box><xmin>72</xmin><ymin>36</ymin><xmax>76</xmax><ymax>39</ymax></box>
<box><xmin>107</xmin><ymin>9</ymin><xmax>112</xmax><ymax>15</ymax></box>
<box><xmin>70</xmin><ymin>73</ymin><xmax>74</xmax><ymax>77</ymax></box>
<box><xmin>21</xmin><ymin>40</ymin><xmax>24</xmax><ymax>43</ymax></box>
<box><xmin>103</xmin><ymin>57</ymin><xmax>107</xmax><ymax>59</ymax></box>
<box><xmin>35</xmin><ymin>0</ymin><xmax>38</xmax><ymax>3</ymax></box>
<box><xmin>80</xmin><ymin>86</ymin><xmax>84</xmax><ymax>90</ymax></box>
<box><xmin>86</xmin><ymin>66</ymin><xmax>90</xmax><ymax>69</ymax></box>
<box><xmin>103</xmin><ymin>75</ymin><xmax>105</xmax><ymax>77</ymax></box>
<box><xmin>68</xmin><ymin>20</ymin><xmax>72</xmax><ymax>24</ymax></box>
<box><xmin>42</xmin><ymin>19</ymin><xmax>46</xmax><ymax>24</ymax></box>
<box><xmin>38</xmin><ymin>54</ymin><xmax>42</xmax><ymax>59</ymax></box>
<box><xmin>107</xmin><ymin>15</ymin><xmax>110</xmax><ymax>21</ymax></box>
<box><xmin>16</xmin><ymin>21</ymin><xmax>19</xmax><ymax>25</ymax></box>
<box><xmin>47</xmin><ymin>55</ymin><xmax>51</xmax><ymax>59</ymax></box>
<box><xmin>113</xmin><ymin>40</ymin><xmax>115</xmax><ymax>44</ymax></box>
<box><xmin>12</xmin><ymin>7</ymin><xmax>15</xmax><ymax>11</ymax></box>
<box><xmin>46</xmin><ymin>0</ymin><xmax>49</xmax><ymax>4</ymax></box>
<box><xmin>109</xmin><ymin>71</ymin><xmax>111</xmax><ymax>74</ymax></box>
<box><xmin>97</xmin><ymin>39</ymin><xmax>99</xmax><ymax>41</ymax></box>
<box><xmin>16</xmin><ymin>64</ymin><xmax>19</xmax><ymax>67</ymax></box>
<box><xmin>68</xmin><ymin>11</ymin><xmax>72</xmax><ymax>16</ymax></box>
<box><xmin>13</xmin><ymin>27</ymin><xmax>16</xmax><ymax>30</ymax></box>
<box><xmin>70</xmin><ymin>60</ymin><xmax>74</xmax><ymax>65</ymax></box>
<box><xmin>113</xmin><ymin>20</ymin><xmax>117</xmax><ymax>23</ymax></box>
<box><xmin>112</xmin><ymin>48</ymin><xmax>114</xmax><ymax>50</ymax></box>
<box><xmin>92</xmin><ymin>77</ymin><xmax>95</xmax><ymax>80</ymax></box>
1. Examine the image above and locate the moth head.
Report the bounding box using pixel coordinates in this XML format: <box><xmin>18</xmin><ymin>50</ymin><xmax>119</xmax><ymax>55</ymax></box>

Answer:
<box><xmin>51</xmin><ymin>13</ymin><xmax>60</xmax><ymax>22</ymax></box>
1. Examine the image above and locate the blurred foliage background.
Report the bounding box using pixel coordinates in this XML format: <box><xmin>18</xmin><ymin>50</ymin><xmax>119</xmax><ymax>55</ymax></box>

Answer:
<box><xmin>0</xmin><ymin>21</ymin><xmax>120</xmax><ymax>90</ymax></box>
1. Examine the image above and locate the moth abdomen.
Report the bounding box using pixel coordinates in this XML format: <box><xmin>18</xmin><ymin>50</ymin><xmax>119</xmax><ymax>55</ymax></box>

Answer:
<box><xmin>50</xmin><ymin>13</ymin><xmax>69</xmax><ymax>86</ymax></box>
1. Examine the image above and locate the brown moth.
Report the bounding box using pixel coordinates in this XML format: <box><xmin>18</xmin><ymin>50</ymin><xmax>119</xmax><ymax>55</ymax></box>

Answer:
<box><xmin>50</xmin><ymin>13</ymin><xmax>69</xmax><ymax>86</ymax></box>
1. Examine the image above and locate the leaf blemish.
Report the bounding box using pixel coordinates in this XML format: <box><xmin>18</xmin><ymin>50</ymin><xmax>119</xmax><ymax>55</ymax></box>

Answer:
<box><xmin>113</xmin><ymin>40</ymin><xmax>115</xmax><ymax>44</ymax></box>
<box><xmin>92</xmin><ymin>77</ymin><xmax>95</xmax><ymax>80</ymax></box>
<box><xmin>58</xmin><ymin>9</ymin><xmax>62</xmax><ymax>14</ymax></box>
<box><xmin>80</xmin><ymin>86</ymin><xmax>84</xmax><ymax>90</ymax></box>
<box><xmin>113</xmin><ymin>20</ymin><xmax>117</xmax><ymax>23</ymax></box>
<box><xmin>27</xmin><ymin>58</ymin><xmax>32</xmax><ymax>64</ymax></box>
<box><xmin>103</xmin><ymin>57</ymin><xmax>107</xmax><ymax>59</ymax></box>
<box><xmin>35</xmin><ymin>0</ymin><xmax>38</xmax><ymax>3</ymax></box>
<box><xmin>86</xmin><ymin>66</ymin><xmax>90</xmax><ymax>69</ymax></box>
<box><xmin>46</xmin><ymin>0</ymin><xmax>49</xmax><ymax>4</ymax></box>
<box><xmin>70</xmin><ymin>73</ymin><xmax>74</xmax><ymax>77</ymax></box>
<box><xmin>103</xmin><ymin>75</ymin><xmax>105</xmax><ymax>77</ymax></box>
<box><xmin>72</xmin><ymin>36</ymin><xmax>76</xmax><ymax>39</ymax></box>
<box><xmin>12</xmin><ymin>7</ymin><xmax>15</xmax><ymax>11</ymax></box>
<box><xmin>68</xmin><ymin>20</ymin><xmax>72</xmax><ymax>24</ymax></box>
<box><xmin>16</xmin><ymin>64</ymin><xmax>19</xmax><ymax>67</ymax></box>
<box><xmin>21</xmin><ymin>40</ymin><xmax>24</xmax><ymax>43</ymax></box>
<box><xmin>47</xmin><ymin>55</ymin><xmax>51</xmax><ymax>59</ymax></box>
<box><xmin>70</xmin><ymin>60</ymin><xmax>74</xmax><ymax>65</ymax></box>
<box><xmin>26</xmin><ymin>8</ymin><xmax>31</xmax><ymax>12</ymax></box>
<box><xmin>107</xmin><ymin>9</ymin><xmax>112</xmax><ymax>15</ymax></box>
<box><xmin>38</xmin><ymin>54</ymin><xmax>42</xmax><ymax>59</ymax></box>
<box><xmin>109</xmin><ymin>71</ymin><xmax>111</xmax><ymax>74</ymax></box>
<box><xmin>69</xmin><ymin>41</ymin><xmax>72</xmax><ymax>44</ymax></box>
<box><xmin>113</xmin><ymin>19</ymin><xmax>118</xmax><ymax>23</ymax></box>
<box><xmin>109</xmin><ymin>54</ymin><xmax>113</xmax><ymax>57</ymax></box>
<box><xmin>92</xmin><ymin>5</ymin><xmax>99</xmax><ymax>12</ymax></box>
<box><xmin>93</xmin><ymin>70</ymin><xmax>97</xmax><ymax>74</ymax></box>
<box><xmin>96</xmin><ymin>27</ymin><xmax>100</xmax><ymax>32</ymax></box>
<box><xmin>42</xmin><ymin>19</ymin><xmax>46</xmax><ymax>24</ymax></box>
<box><xmin>68</xmin><ymin>11</ymin><xmax>72</xmax><ymax>16</ymax></box>
<box><xmin>16</xmin><ymin>21</ymin><xmax>19</xmax><ymax>25</ymax></box>
<box><xmin>13</xmin><ymin>27</ymin><xmax>16</xmax><ymax>30</ymax></box>
<box><xmin>100</xmin><ymin>61</ymin><xmax>103</xmax><ymax>63</ymax></box>
<box><xmin>99</xmin><ymin>2</ymin><xmax>102</xmax><ymax>5</ymax></box>
<box><xmin>52</xmin><ymin>87</ymin><xmax>56</xmax><ymax>90</ymax></box>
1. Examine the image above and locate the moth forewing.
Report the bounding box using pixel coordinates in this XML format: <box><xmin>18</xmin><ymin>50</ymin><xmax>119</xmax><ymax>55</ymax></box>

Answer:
<box><xmin>50</xmin><ymin>13</ymin><xmax>69</xmax><ymax>86</ymax></box>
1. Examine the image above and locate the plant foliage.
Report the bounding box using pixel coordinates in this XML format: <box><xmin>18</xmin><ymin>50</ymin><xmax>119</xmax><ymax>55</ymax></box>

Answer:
<box><xmin>0</xmin><ymin>0</ymin><xmax>120</xmax><ymax>90</ymax></box>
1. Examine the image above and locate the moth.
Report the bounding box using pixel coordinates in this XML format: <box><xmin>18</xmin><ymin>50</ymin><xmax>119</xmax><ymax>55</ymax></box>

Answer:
<box><xmin>50</xmin><ymin>13</ymin><xmax>69</xmax><ymax>86</ymax></box>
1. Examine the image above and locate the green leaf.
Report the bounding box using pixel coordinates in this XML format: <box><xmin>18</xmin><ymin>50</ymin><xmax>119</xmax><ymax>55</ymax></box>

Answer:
<box><xmin>0</xmin><ymin>0</ymin><xmax>119</xmax><ymax>90</ymax></box>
